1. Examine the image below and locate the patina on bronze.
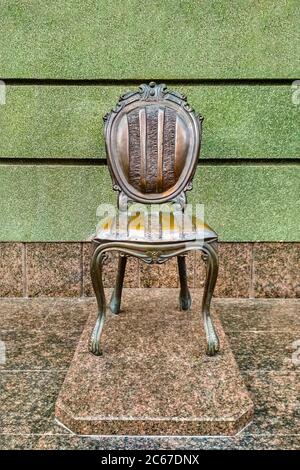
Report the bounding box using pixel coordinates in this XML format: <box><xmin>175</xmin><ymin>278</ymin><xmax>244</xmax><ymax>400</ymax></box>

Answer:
<box><xmin>90</xmin><ymin>82</ymin><xmax>220</xmax><ymax>357</ymax></box>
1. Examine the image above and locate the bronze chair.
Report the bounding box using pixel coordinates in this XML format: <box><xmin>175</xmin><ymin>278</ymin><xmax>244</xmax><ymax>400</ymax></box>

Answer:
<box><xmin>90</xmin><ymin>82</ymin><xmax>220</xmax><ymax>357</ymax></box>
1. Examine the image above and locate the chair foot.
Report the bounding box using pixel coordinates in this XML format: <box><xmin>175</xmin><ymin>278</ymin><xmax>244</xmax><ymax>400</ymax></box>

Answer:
<box><xmin>109</xmin><ymin>290</ymin><xmax>121</xmax><ymax>315</ymax></box>
<box><xmin>204</xmin><ymin>314</ymin><xmax>220</xmax><ymax>356</ymax></box>
<box><xmin>179</xmin><ymin>290</ymin><xmax>192</xmax><ymax>311</ymax></box>
<box><xmin>89</xmin><ymin>310</ymin><xmax>105</xmax><ymax>356</ymax></box>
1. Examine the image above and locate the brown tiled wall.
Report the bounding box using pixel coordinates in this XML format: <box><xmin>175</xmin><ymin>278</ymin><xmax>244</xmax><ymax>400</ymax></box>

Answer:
<box><xmin>0</xmin><ymin>242</ymin><xmax>299</xmax><ymax>298</ymax></box>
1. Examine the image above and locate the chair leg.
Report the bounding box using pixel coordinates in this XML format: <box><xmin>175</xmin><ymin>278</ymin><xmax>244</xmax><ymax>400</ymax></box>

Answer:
<box><xmin>177</xmin><ymin>255</ymin><xmax>192</xmax><ymax>310</ymax></box>
<box><xmin>200</xmin><ymin>242</ymin><xmax>220</xmax><ymax>356</ymax></box>
<box><xmin>110</xmin><ymin>254</ymin><xmax>127</xmax><ymax>314</ymax></box>
<box><xmin>89</xmin><ymin>245</ymin><xmax>107</xmax><ymax>356</ymax></box>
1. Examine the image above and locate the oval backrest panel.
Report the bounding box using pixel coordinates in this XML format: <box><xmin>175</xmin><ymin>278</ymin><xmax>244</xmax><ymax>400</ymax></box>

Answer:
<box><xmin>104</xmin><ymin>82</ymin><xmax>203</xmax><ymax>204</ymax></box>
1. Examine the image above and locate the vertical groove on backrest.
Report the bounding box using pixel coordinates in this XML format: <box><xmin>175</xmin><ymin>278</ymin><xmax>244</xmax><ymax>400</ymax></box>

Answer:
<box><xmin>127</xmin><ymin>109</ymin><xmax>141</xmax><ymax>190</ymax></box>
<box><xmin>157</xmin><ymin>107</ymin><xmax>164</xmax><ymax>192</ymax></box>
<box><xmin>139</xmin><ymin>108</ymin><xmax>147</xmax><ymax>192</ymax></box>
<box><xmin>163</xmin><ymin>107</ymin><xmax>177</xmax><ymax>190</ymax></box>
<box><xmin>145</xmin><ymin>106</ymin><xmax>158</xmax><ymax>193</ymax></box>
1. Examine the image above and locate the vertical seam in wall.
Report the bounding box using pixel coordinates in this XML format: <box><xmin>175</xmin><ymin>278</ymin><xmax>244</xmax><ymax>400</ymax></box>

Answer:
<box><xmin>192</xmin><ymin>249</ymin><xmax>196</xmax><ymax>289</ymax></box>
<box><xmin>80</xmin><ymin>242</ymin><xmax>84</xmax><ymax>297</ymax></box>
<box><xmin>249</xmin><ymin>242</ymin><xmax>255</xmax><ymax>298</ymax></box>
<box><xmin>138</xmin><ymin>259</ymin><xmax>143</xmax><ymax>288</ymax></box>
<box><xmin>137</xmin><ymin>256</ymin><xmax>140</xmax><ymax>288</ymax></box>
<box><xmin>23</xmin><ymin>242</ymin><xmax>28</xmax><ymax>298</ymax></box>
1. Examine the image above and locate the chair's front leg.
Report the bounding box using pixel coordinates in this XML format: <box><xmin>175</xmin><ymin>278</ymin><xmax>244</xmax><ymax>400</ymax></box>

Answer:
<box><xmin>177</xmin><ymin>255</ymin><xmax>192</xmax><ymax>310</ymax></box>
<box><xmin>110</xmin><ymin>254</ymin><xmax>127</xmax><ymax>314</ymax></box>
<box><xmin>89</xmin><ymin>244</ymin><xmax>107</xmax><ymax>356</ymax></box>
<box><xmin>200</xmin><ymin>242</ymin><xmax>220</xmax><ymax>356</ymax></box>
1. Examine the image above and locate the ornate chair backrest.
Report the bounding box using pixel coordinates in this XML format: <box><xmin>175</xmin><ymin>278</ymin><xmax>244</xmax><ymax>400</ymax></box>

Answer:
<box><xmin>104</xmin><ymin>82</ymin><xmax>203</xmax><ymax>209</ymax></box>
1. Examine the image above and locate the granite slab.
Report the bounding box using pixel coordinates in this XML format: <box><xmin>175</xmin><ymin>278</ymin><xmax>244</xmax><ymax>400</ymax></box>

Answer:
<box><xmin>55</xmin><ymin>290</ymin><xmax>253</xmax><ymax>435</ymax></box>
<box><xmin>0</xmin><ymin>370</ymin><xmax>68</xmax><ymax>435</ymax></box>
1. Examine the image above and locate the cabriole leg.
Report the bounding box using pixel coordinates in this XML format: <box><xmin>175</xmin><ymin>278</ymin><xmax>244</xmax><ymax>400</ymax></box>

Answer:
<box><xmin>200</xmin><ymin>242</ymin><xmax>220</xmax><ymax>356</ymax></box>
<box><xmin>110</xmin><ymin>254</ymin><xmax>127</xmax><ymax>314</ymax></box>
<box><xmin>177</xmin><ymin>255</ymin><xmax>192</xmax><ymax>311</ymax></box>
<box><xmin>89</xmin><ymin>245</ymin><xmax>107</xmax><ymax>356</ymax></box>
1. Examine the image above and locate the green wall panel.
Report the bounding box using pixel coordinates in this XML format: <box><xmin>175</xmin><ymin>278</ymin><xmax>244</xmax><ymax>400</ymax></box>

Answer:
<box><xmin>0</xmin><ymin>165</ymin><xmax>298</xmax><ymax>242</ymax></box>
<box><xmin>191</xmin><ymin>165</ymin><xmax>300</xmax><ymax>242</ymax></box>
<box><xmin>0</xmin><ymin>166</ymin><xmax>115</xmax><ymax>242</ymax></box>
<box><xmin>0</xmin><ymin>0</ymin><xmax>299</xmax><ymax>79</ymax></box>
<box><xmin>1</xmin><ymin>85</ymin><xmax>299</xmax><ymax>159</ymax></box>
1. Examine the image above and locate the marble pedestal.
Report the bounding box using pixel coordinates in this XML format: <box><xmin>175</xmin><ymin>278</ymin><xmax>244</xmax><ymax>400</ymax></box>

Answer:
<box><xmin>55</xmin><ymin>289</ymin><xmax>253</xmax><ymax>435</ymax></box>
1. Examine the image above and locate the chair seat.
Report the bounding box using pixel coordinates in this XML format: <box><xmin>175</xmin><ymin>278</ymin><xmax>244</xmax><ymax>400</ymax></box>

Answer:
<box><xmin>95</xmin><ymin>211</ymin><xmax>217</xmax><ymax>243</ymax></box>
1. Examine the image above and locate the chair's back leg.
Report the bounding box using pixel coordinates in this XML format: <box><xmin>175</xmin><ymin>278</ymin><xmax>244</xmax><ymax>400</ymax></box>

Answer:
<box><xmin>177</xmin><ymin>255</ymin><xmax>192</xmax><ymax>310</ymax></box>
<box><xmin>110</xmin><ymin>254</ymin><xmax>127</xmax><ymax>314</ymax></box>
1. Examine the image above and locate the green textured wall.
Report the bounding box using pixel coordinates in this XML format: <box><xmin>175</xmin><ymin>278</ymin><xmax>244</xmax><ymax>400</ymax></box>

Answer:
<box><xmin>0</xmin><ymin>85</ymin><xmax>299</xmax><ymax>159</ymax></box>
<box><xmin>0</xmin><ymin>0</ymin><xmax>299</xmax><ymax>242</ymax></box>
<box><xmin>0</xmin><ymin>0</ymin><xmax>299</xmax><ymax>79</ymax></box>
